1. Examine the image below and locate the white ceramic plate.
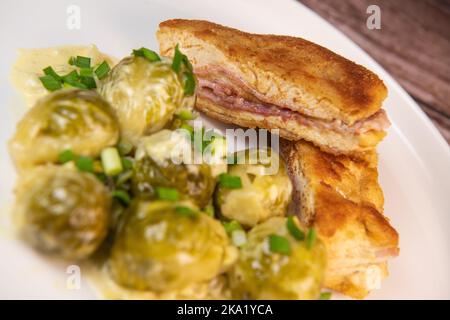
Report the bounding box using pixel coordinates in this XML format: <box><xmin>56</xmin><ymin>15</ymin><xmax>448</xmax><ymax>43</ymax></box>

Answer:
<box><xmin>1</xmin><ymin>0</ymin><xmax>449</xmax><ymax>299</ymax></box>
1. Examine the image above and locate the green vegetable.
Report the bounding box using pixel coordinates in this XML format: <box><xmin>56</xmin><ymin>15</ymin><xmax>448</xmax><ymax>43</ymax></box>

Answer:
<box><xmin>319</xmin><ymin>292</ymin><xmax>332</xmax><ymax>300</ymax></box>
<box><xmin>175</xmin><ymin>205</ymin><xmax>198</xmax><ymax>218</ymax></box>
<box><xmin>112</xmin><ymin>189</ymin><xmax>131</xmax><ymax>205</ymax></box>
<box><xmin>73</xmin><ymin>55</ymin><xmax>91</xmax><ymax>68</ymax></box>
<box><xmin>16</xmin><ymin>166</ymin><xmax>110</xmax><ymax>260</ymax></box>
<box><xmin>306</xmin><ymin>228</ymin><xmax>316</xmax><ymax>249</ymax></box>
<box><xmin>115</xmin><ymin>170</ymin><xmax>133</xmax><ymax>187</ymax></box>
<box><xmin>231</xmin><ymin>229</ymin><xmax>247</xmax><ymax>247</ymax></box>
<box><xmin>108</xmin><ymin>200</ymin><xmax>236</xmax><ymax>291</ymax></box>
<box><xmin>39</xmin><ymin>75</ymin><xmax>62</xmax><ymax>91</ymax></box>
<box><xmin>183</xmin><ymin>72</ymin><xmax>196</xmax><ymax>95</ymax></box>
<box><xmin>117</xmin><ymin>138</ymin><xmax>133</xmax><ymax>155</ymax></box>
<box><xmin>155</xmin><ymin>187</ymin><xmax>179</xmax><ymax>201</ymax></box>
<box><xmin>43</xmin><ymin>66</ymin><xmax>61</xmax><ymax>80</ymax></box>
<box><xmin>177</xmin><ymin>109</ymin><xmax>196</xmax><ymax>120</ymax></box>
<box><xmin>80</xmin><ymin>76</ymin><xmax>97</xmax><ymax>89</ymax></box>
<box><xmin>223</xmin><ymin>220</ymin><xmax>243</xmax><ymax>235</ymax></box>
<box><xmin>287</xmin><ymin>216</ymin><xmax>305</xmax><ymax>241</ymax></box>
<box><xmin>75</xmin><ymin>156</ymin><xmax>94</xmax><ymax>173</ymax></box>
<box><xmin>121</xmin><ymin>157</ymin><xmax>134</xmax><ymax>170</ymax></box>
<box><xmin>268</xmin><ymin>234</ymin><xmax>291</xmax><ymax>255</ymax></box>
<box><xmin>219</xmin><ymin>173</ymin><xmax>242</xmax><ymax>189</ymax></box>
<box><xmin>132</xmin><ymin>47</ymin><xmax>161</xmax><ymax>62</ymax></box>
<box><xmin>94</xmin><ymin>61</ymin><xmax>110</xmax><ymax>79</ymax></box>
<box><xmin>79</xmin><ymin>67</ymin><xmax>93</xmax><ymax>77</ymax></box>
<box><xmin>58</xmin><ymin>149</ymin><xmax>75</xmax><ymax>164</ymax></box>
<box><xmin>101</xmin><ymin>147</ymin><xmax>123</xmax><ymax>176</ymax></box>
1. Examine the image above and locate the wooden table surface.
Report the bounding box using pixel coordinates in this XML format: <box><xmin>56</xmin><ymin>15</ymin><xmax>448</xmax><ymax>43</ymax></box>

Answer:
<box><xmin>299</xmin><ymin>0</ymin><xmax>450</xmax><ymax>143</ymax></box>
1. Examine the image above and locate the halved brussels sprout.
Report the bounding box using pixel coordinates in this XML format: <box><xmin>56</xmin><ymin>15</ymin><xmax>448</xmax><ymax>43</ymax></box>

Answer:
<box><xmin>108</xmin><ymin>200</ymin><xmax>237</xmax><ymax>292</ymax></box>
<box><xmin>216</xmin><ymin>149</ymin><xmax>292</xmax><ymax>227</ymax></box>
<box><xmin>229</xmin><ymin>217</ymin><xmax>326</xmax><ymax>299</ymax></box>
<box><xmin>9</xmin><ymin>89</ymin><xmax>119</xmax><ymax>171</ymax></box>
<box><xmin>15</xmin><ymin>165</ymin><xmax>111</xmax><ymax>260</ymax></box>
<box><xmin>132</xmin><ymin>130</ymin><xmax>215</xmax><ymax>208</ymax></box>
<box><xmin>99</xmin><ymin>56</ymin><xmax>194</xmax><ymax>144</ymax></box>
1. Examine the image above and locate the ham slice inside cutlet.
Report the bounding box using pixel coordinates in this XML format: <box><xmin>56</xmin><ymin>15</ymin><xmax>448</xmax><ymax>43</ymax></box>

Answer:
<box><xmin>196</xmin><ymin>66</ymin><xmax>390</xmax><ymax>135</ymax></box>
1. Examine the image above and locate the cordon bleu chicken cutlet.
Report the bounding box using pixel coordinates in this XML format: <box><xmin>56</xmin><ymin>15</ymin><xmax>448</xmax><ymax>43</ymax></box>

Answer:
<box><xmin>280</xmin><ymin>140</ymin><xmax>399</xmax><ymax>299</ymax></box>
<box><xmin>157</xmin><ymin>19</ymin><xmax>390</xmax><ymax>157</ymax></box>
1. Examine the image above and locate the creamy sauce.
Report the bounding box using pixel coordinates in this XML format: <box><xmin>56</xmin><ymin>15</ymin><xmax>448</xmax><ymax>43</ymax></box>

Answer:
<box><xmin>83</xmin><ymin>262</ymin><xmax>229</xmax><ymax>300</ymax></box>
<box><xmin>10</xmin><ymin>44</ymin><xmax>117</xmax><ymax>108</ymax></box>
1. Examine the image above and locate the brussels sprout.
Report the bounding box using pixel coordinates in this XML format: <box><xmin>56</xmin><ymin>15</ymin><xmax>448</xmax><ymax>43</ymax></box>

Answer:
<box><xmin>108</xmin><ymin>200</ymin><xmax>237</xmax><ymax>292</ymax></box>
<box><xmin>15</xmin><ymin>165</ymin><xmax>111</xmax><ymax>260</ymax></box>
<box><xmin>99</xmin><ymin>56</ymin><xmax>195</xmax><ymax>144</ymax></box>
<box><xmin>132</xmin><ymin>130</ymin><xmax>215</xmax><ymax>208</ymax></box>
<box><xmin>216</xmin><ymin>149</ymin><xmax>292</xmax><ymax>227</ymax></box>
<box><xmin>229</xmin><ymin>217</ymin><xmax>326</xmax><ymax>299</ymax></box>
<box><xmin>9</xmin><ymin>89</ymin><xmax>119</xmax><ymax>171</ymax></box>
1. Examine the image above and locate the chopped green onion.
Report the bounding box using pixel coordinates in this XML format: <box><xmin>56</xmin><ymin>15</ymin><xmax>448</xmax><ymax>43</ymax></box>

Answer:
<box><xmin>223</xmin><ymin>220</ymin><xmax>242</xmax><ymax>234</ymax></box>
<box><xmin>306</xmin><ymin>228</ymin><xmax>317</xmax><ymax>249</ymax></box>
<box><xmin>112</xmin><ymin>189</ymin><xmax>131</xmax><ymax>205</ymax></box>
<box><xmin>115</xmin><ymin>170</ymin><xmax>133</xmax><ymax>187</ymax></box>
<box><xmin>95</xmin><ymin>61</ymin><xmax>110</xmax><ymax>79</ymax></box>
<box><xmin>74</xmin><ymin>55</ymin><xmax>91</xmax><ymax>68</ymax></box>
<box><xmin>58</xmin><ymin>149</ymin><xmax>75</xmax><ymax>164</ymax></box>
<box><xmin>171</xmin><ymin>44</ymin><xmax>183</xmax><ymax>72</ymax></box>
<box><xmin>268</xmin><ymin>234</ymin><xmax>291</xmax><ymax>255</ymax></box>
<box><xmin>132</xmin><ymin>47</ymin><xmax>161</xmax><ymax>62</ymax></box>
<box><xmin>183</xmin><ymin>72</ymin><xmax>196</xmax><ymax>96</ymax></box>
<box><xmin>219</xmin><ymin>173</ymin><xmax>242</xmax><ymax>189</ymax></box>
<box><xmin>319</xmin><ymin>292</ymin><xmax>332</xmax><ymax>300</ymax></box>
<box><xmin>68</xmin><ymin>56</ymin><xmax>76</xmax><ymax>65</ymax></box>
<box><xmin>96</xmin><ymin>172</ymin><xmax>107</xmax><ymax>183</ymax></box>
<box><xmin>43</xmin><ymin>66</ymin><xmax>61</xmax><ymax>80</ymax></box>
<box><xmin>79</xmin><ymin>67</ymin><xmax>93</xmax><ymax>77</ymax></box>
<box><xmin>117</xmin><ymin>138</ymin><xmax>133</xmax><ymax>155</ymax></box>
<box><xmin>231</xmin><ymin>229</ymin><xmax>247</xmax><ymax>247</ymax></box>
<box><xmin>101</xmin><ymin>147</ymin><xmax>123</xmax><ymax>176</ymax></box>
<box><xmin>287</xmin><ymin>216</ymin><xmax>305</xmax><ymax>241</ymax></box>
<box><xmin>121</xmin><ymin>157</ymin><xmax>134</xmax><ymax>170</ymax></box>
<box><xmin>180</xmin><ymin>123</ymin><xmax>194</xmax><ymax>138</ymax></box>
<box><xmin>62</xmin><ymin>70</ymin><xmax>79</xmax><ymax>82</ymax></box>
<box><xmin>75</xmin><ymin>156</ymin><xmax>94</xmax><ymax>173</ymax></box>
<box><xmin>177</xmin><ymin>109</ymin><xmax>196</xmax><ymax>120</ymax></box>
<box><xmin>80</xmin><ymin>76</ymin><xmax>97</xmax><ymax>89</ymax></box>
<box><xmin>156</xmin><ymin>187</ymin><xmax>179</xmax><ymax>201</ymax></box>
<box><xmin>175</xmin><ymin>205</ymin><xmax>198</xmax><ymax>218</ymax></box>
<box><xmin>39</xmin><ymin>75</ymin><xmax>62</xmax><ymax>91</ymax></box>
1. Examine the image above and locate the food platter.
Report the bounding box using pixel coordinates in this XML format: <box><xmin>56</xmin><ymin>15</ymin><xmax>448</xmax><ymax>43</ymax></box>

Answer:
<box><xmin>0</xmin><ymin>0</ymin><xmax>449</xmax><ymax>299</ymax></box>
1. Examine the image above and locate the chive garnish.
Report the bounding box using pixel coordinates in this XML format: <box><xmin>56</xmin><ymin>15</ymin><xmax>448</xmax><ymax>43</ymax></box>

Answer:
<box><xmin>74</xmin><ymin>55</ymin><xmax>91</xmax><ymax>68</ymax></box>
<box><xmin>177</xmin><ymin>109</ymin><xmax>196</xmax><ymax>120</ymax></box>
<box><xmin>43</xmin><ymin>66</ymin><xmax>61</xmax><ymax>80</ymax></box>
<box><xmin>171</xmin><ymin>44</ymin><xmax>183</xmax><ymax>73</ymax></box>
<box><xmin>183</xmin><ymin>72</ymin><xmax>196</xmax><ymax>96</ymax></box>
<box><xmin>101</xmin><ymin>147</ymin><xmax>123</xmax><ymax>176</ymax></box>
<box><xmin>155</xmin><ymin>187</ymin><xmax>179</xmax><ymax>201</ymax></box>
<box><xmin>175</xmin><ymin>205</ymin><xmax>198</xmax><ymax>218</ymax></box>
<box><xmin>132</xmin><ymin>47</ymin><xmax>161</xmax><ymax>62</ymax></box>
<box><xmin>121</xmin><ymin>157</ymin><xmax>134</xmax><ymax>170</ymax></box>
<box><xmin>219</xmin><ymin>173</ymin><xmax>242</xmax><ymax>189</ymax></box>
<box><xmin>79</xmin><ymin>67</ymin><xmax>93</xmax><ymax>77</ymax></box>
<box><xmin>95</xmin><ymin>61</ymin><xmax>110</xmax><ymax>79</ymax></box>
<box><xmin>223</xmin><ymin>220</ymin><xmax>242</xmax><ymax>235</ymax></box>
<box><xmin>306</xmin><ymin>228</ymin><xmax>317</xmax><ymax>249</ymax></box>
<box><xmin>112</xmin><ymin>189</ymin><xmax>131</xmax><ymax>206</ymax></box>
<box><xmin>39</xmin><ymin>75</ymin><xmax>62</xmax><ymax>91</ymax></box>
<box><xmin>58</xmin><ymin>149</ymin><xmax>75</xmax><ymax>164</ymax></box>
<box><xmin>80</xmin><ymin>76</ymin><xmax>97</xmax><ymax>89</ymax></box>
<box><xmin>75</xmin><ymin>156</ymin><xmax>94</xmax><ymax>172</ymax></box>
<box><xmin>287</xmin><ymin>216</ymin><xmax>305</xmax><ymax>241</ymax></box>
<box><xmin>319</xmin><ymin>292</ymin><xmax>332</xmax><ymax>300</ymax></box>
<box><xmin>62</xmin><ymin>70</ymin><xmax>80</xmax><ymax>82</ymax></box>
<box><xmin>268</xmin><ymin>234</ymin><xmax>291</xmax><ymax>255</ymax></box>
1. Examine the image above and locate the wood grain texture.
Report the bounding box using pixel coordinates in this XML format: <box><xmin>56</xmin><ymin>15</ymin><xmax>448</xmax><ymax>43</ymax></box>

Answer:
<box><xmin>299</xmin><ymin>0</ymin><xmax>450</xmax><ymax>143</ymax></box>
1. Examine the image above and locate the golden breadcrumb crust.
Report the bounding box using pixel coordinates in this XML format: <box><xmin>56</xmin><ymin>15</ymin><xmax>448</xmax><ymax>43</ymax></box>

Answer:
<box><xmin>280</xmin><ymin>140</ymin><xmax>399</xmax><ymax>299</ymax></box>
<box><xmin>158</xmin><ymin>19</ymin><xmax>387</xmax><ymax>125</ymax></box>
